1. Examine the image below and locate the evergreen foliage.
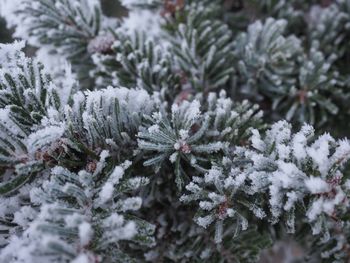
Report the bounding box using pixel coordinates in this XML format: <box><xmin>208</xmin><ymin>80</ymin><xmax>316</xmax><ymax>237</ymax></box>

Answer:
<box><xmin>0</xmin><ymin>0</ymin><xmax>350</xmax><ymax>262</ymax></box>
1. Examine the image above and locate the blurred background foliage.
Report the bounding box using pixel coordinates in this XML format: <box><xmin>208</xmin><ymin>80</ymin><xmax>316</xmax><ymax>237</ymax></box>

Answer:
<box><xmin>0</xmin><ymin>17</ymin><xmax>12</xmax><ymax>43</ymax></box>
<box><xmin>0</xmin><ymin>0</ymin><xmax>127</xmax><ymax>44</ymax></box>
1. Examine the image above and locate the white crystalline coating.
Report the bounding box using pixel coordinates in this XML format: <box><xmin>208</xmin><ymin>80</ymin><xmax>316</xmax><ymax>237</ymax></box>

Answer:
<box><xmin>307</xmin><ymin>134</ymin><xmax>334</xmax><ymax>176</ymax></box>
<box><xmin>200</xmin><ymin>248</ymin><xmax>211</xmax><ymax>259</ymax></box>
<box><xmin>118</xmin><ymin>221</ymin><xmax>137</xmax><ymax>240</ymax></box>
<box><xmin>305</xmin><ymin>177</ymin><xmax>330</xmax><ymax>194</ymax></box>
<box><xmin>85</xmin><ymin>86</ymin><xmax>154</xmax><ymax>117</ymax></box>
<box><xmin>71</xmin><ymin>254</ymin><xmax>90</xmax><ymax>263</ymax></box>
<box><xmin>104</xmin><ymin>213</ymin><xmax>124</xmax><ymax>227</ymax></box>
<box><xmin>127</xmin><ymin>177</ymin><xmax>149</xmax><ymax>189</ymax></box>
<box><xmin>79</xmin><ymin>222</ymin><xmax>93</xmax><ymax>246</ymax></box>
<box><xmin>169</xmin><ymin>152</ymin><xmax>178</xmax><ymax>163</ymax></box>
<box><xmin>109</xmin><ymin>166</ymin><xmax>125</xmax><ymax>184</ymax></box>
<box><xmin>251</xmin><ymin>129</ymin><xmax>265</xmax><ymax>152</ymax></box>
<box><xmin>185</xmin><ymin>100</ymin><xmax>201</xmax><ymax>121</ymax></box>
<box><xmin>284</xmin><ymin>191</ymin><xmax>298</xmax><ymax>211</ymax></box>
<box><xmin>0</xmin><ymin>41</ymin><xmax>25</xmax><ymax>68</ymax></box>
<box><xmin>266</xmin><ymin>120</ymin><xmax>292</xmax><ymax>145</ymax></box>
<box><xmin>292</xmin><ymin>128</ymin><xmax>310</xmax><ymax>161</ymax></box>
<box><xmin>51</xmin><ymin>166</ymin><xmax>72</xmax><ymax>177</ymax></box>
<box><xmin>0</xmin><ymin>108</ymin><xmax>26</xmax><ymax>138</ymax></box>
<box><xmin>43</xmin><ymin>107</ymin><xmax>61</xmax><ymax>126</ymax></box>
<box><xmin>144</xmin><ymin>251</ymin><xmax>159</xmax><ymax>262</ymax></box>
<box><xmin>100</xmin><ymin>182</ymin><xmax>114</xmax><ymax>204</ymax></box>
<box><xmin>206</xmin><ymin>45</ymin><xmax>216</xmax><ymax>68</ymax></box>
<box><xmin>121</xmin><ymin>160</ymin><xmax>132</xmax><ymax>170</ymax></box>
<box><xmin>37</xmin><ymin>203</ymin><xmax>60</xmax><ymax>221</ymax></box>
<box><xmin>99</xmin><ymin>163</ymin><xmax>129</xmax><ymax>204</ymax></box>
<box><xmin>240</xmin><ymin>217</ymin><xmax>248</xmax><ymax>230</ymax></box>
<box><xmin>171</xmin><ymin>103</ymin><xmax>179</xmax><ymax>114</ymax></box>
<box><xmin>194</xmin><ymin>142</ymin><xmax>225</xmax><ymax>154</ymax></box>
<box><xmin>148</xmin><ymin>124</ymin><xmax>160</xmax><ymax>133</ymax></box>
<box><xmin>208</xmin><ymin>193</ymin><xmax>226</xmax><ymax>204</ymax></box>
<box><xmin>224</xmin><ymin>169</ymin><xmax>246</xmax><ymax>188</ymax></box>
<box><xmin>120</xmin><ymin>197</ymin><xmax>142</xmax><ymax>211</ymax></box>
<box><xmin>184</xmin><ymin>182</ymin><xmax>201</xmax><ymax>193</ymax></box>
<box><xmin>199</xmin><ymin>201</ymin><xmax>215</xmax><ymax>211</ymax></box>
<box><xmin>248</xmin><ymin>171</ymin><xmax>268</xmax><ymax>192</ymax></box>
<box><xmin>322</xmin><ymin>189</ymin><xmax>346</xmax><ymax>215</ymax></box>
<box><xmin>91</xmin><ymin>150</ymin><xmax>110</xmax><ymax>179</ymax></box>
<box><xmin>307</xmin><ymin>198</ymin><xmax>325</xmax><ymax>221</ymax></box>
<box><xmin>249</xmin><ymin>154</ymin><xmax>271</xmax><ymax>170</ymax></box>
<box><xmin>0</xmin><ymin>236</ymin><xmax>29</xmax><ymax>262</ymax></box>
<box><xmin>122</xmin><ymin>9</ymin><xmax>162</xmax><ymax>38</ymax></box>
<box><xmin>269</xmin><ymin>184</ymin><xmax>283</xmax><ymax>218</ymax></box>
<box><xmin>306</xmin><ymin>187</ymin><xmax>346</xmax><ymax>222</ymax></box>
<box><xmin>251</xmin><ymin>206</ymin><xmax>266</xmax><ymax>219</ymax></box>
<box><xmin>179</xmin><ymin>129</ymin><xmax>189</xmax><ymax>140</ymax></box>
<box><xmin>49</xmin><ymin>60</ymin><xmax>76</xmax><ymax>107</ymax></box>
<box><xmin>121</xmin><ymin>0</ymin><xmax>157</xmax><ymax>7</ymax></box>
<box><xmin>274</xmin><ymin>161</ymin><xmax>302</xmax><ymax>188</ymax></box>
<box><xmin>197</xmin><ymin>215</ymin><xmax>215</xmax><ymax>228</ymax></box>
<box><xmin>152</xmin><ymin>64</ymin><xmax>162</xmax><ymax>73</ymax></box>
<box><xmin>127</xmin><ymin>53</ymin><xmax>136</xmax><ymax>61</ymax></box>
<box><xmin>277</xmin><ymin>144</ymin><xmax>291</xmax><ymax>160</ymax></box>
<box><xmin>204</xmin><ymin>168</ymin><xmax>222</xmax><ymax>183</ymax></box>
<box><xmin>345</xmin><ymin>179</ymin><xmax>350</xmax><ymax>190</ymax></box>
<box><xmin>64</xmin><ymin>213</ymin><xmax>85</xmax><ymax>228</ymax></box>
<box><xmin>13</xmin><ymin>206</ymin><xmax>37</xmax><ymax>227</ymax></box>
<box><xmin>173</xmin><ymin>142</ymin><xmax>181</xmax><ymax>150</ymax></box>
<box><xmin>172</xmin><ymin>100</ymin><xmax>201</xmax><ymax>125</ymax></box>
<box><xmin>232</xmin><ymin>120</ymin><xmax>350</xmax><ymax>231</ymax></box>
<box><xmin>0</xmin><ymin>196</ymin><xmax>21</xmax><ymax>218</ymax></box>
<box><xmin>103</xmin><ymin>213</ymin><xmax>137</xmax><ymax>240</ymax></box>
<box><xmin>71</xmin><ymin>91</ymin><xmax>86</xmax><ymax>113</ymax></box>
<box><xmin>26</xmin><ymin>124</ymin><xmax>65</xmax><ymax>154</ymax></box>
<box><xmin>331</xmin><ymin>139</ymin><xmax>350</xmax><ymax>165</ymax></box>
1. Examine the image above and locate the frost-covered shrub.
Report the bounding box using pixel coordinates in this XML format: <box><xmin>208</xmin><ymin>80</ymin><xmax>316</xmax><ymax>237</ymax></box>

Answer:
<box><xmin>0</xmin><ymin>0</ymin><xmax>350</xmax><ymax>262</ymax></box>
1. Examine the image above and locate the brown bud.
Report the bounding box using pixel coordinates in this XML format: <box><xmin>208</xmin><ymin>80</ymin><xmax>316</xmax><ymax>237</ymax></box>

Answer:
<box><xmin>87</xmin><ymin>34</ymin><xmax>115</xmax><ymax>54</ymax></box>
<box><xmin>190</xmin><ymin>123</ymin><xmax>201</xmax><ymax>135</ymax></box>
<box><xmin>217</xmin><ymin>200</ymin><xmax>229</xmax><ymax>219</ymax></box>
<box><xmin>86</xmin><ymin>161</ymin><xmax>97</xmax><ymax>173</ymax></box>
<box><xmin>180</xmin><ymin>142</ymin><xmax>191</xmax><ymax>154</ymax></box>
<box><xmin>175</xmin><ymin>89</ymin><xmax>193</xmax><ymax>105</ymax></box>
<box><xmin>298</xmin><ymin>90</ymin><xmax>307</xmax><ymax>104</ymax></box>
<box><xmin>161</xmin><ymin>0</ymin><xmax>185</xmax><ymax>17</ymax></box>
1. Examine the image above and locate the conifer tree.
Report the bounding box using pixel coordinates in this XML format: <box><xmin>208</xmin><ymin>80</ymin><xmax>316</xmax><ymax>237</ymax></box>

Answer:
<box><xmin>0</xmin><ymin>0</ymin><xmax>350</xmax><ymax>262</ymax></box>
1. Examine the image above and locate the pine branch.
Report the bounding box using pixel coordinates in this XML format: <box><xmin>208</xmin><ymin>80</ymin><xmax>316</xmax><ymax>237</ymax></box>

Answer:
<box><xmin>182</xmin><ymin>120</ymin><xmax>350</xmax><ymax>260</ymax></box>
